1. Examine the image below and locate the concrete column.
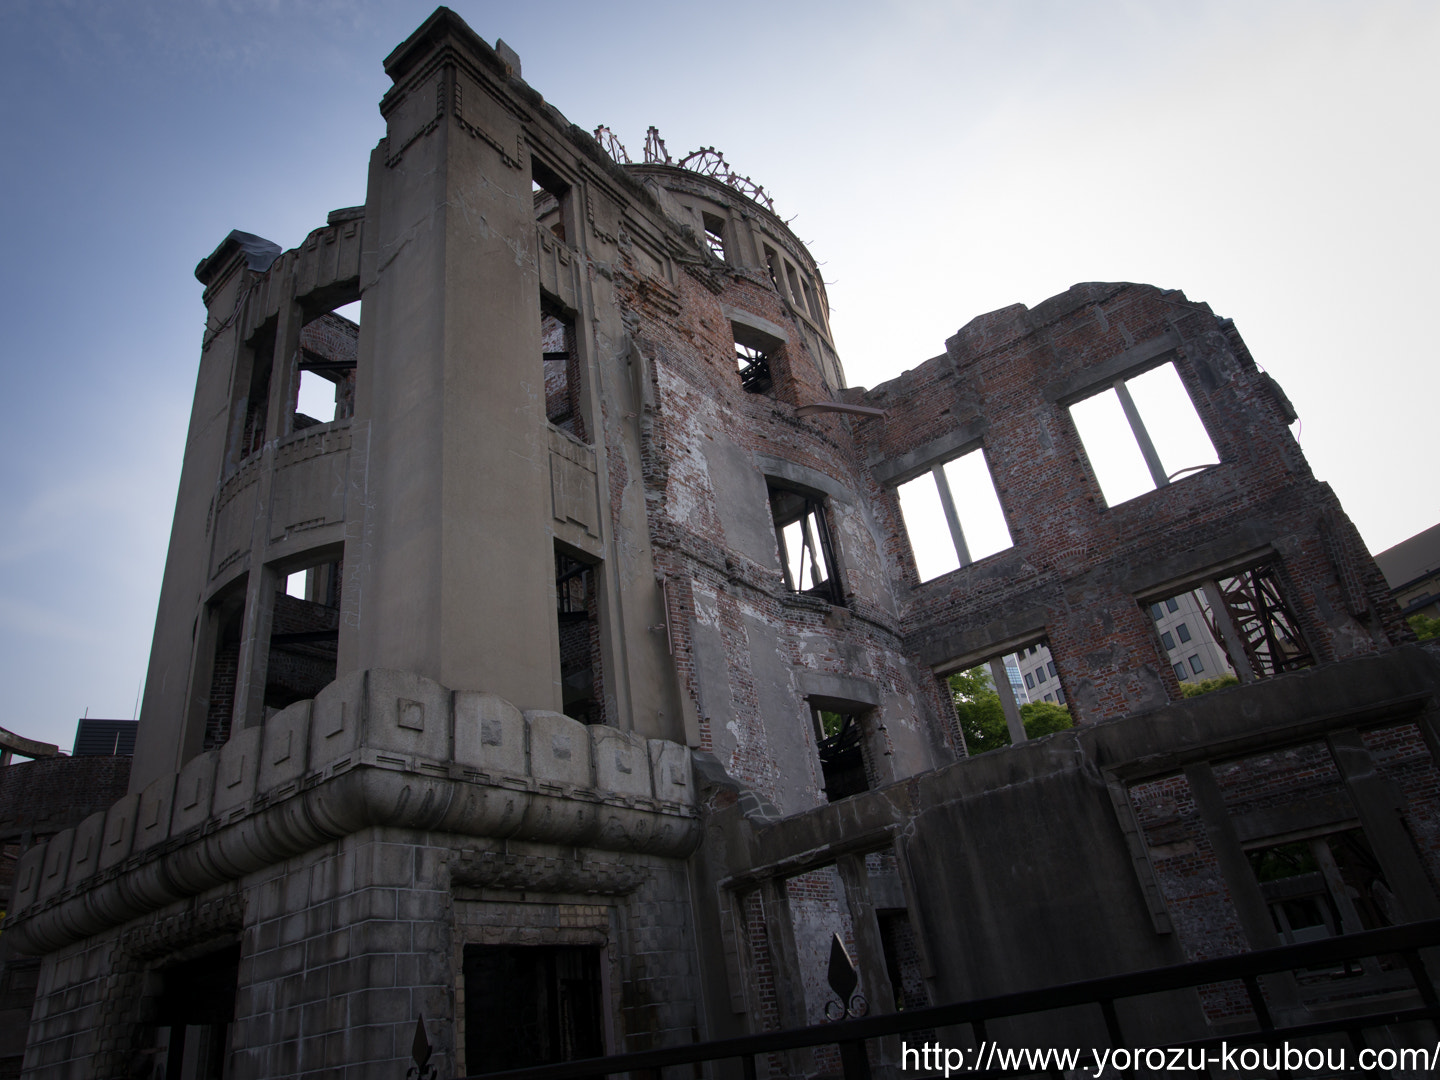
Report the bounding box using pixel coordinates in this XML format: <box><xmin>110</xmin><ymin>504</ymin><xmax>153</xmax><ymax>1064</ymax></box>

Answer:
<box><xmin>989</xmin><ymin>658</ymin><xmax>1026</xmax><ymax>745</ymax></box>
<box><xmin>1114</xmin><ymin>377</ymin><xmax>1168</xmax><ymax>489</ymax></box>
<box><xmin>340</xmin><ymin>25</ymin><xmax>563</xmax><ymax>713</ymax></box>
<box><xmin>758</xmin><ymin>877</ymin><xmax>815</xmax><ymax>1076</ymax></box>
<box><xmin>1183</xmin><ymin>762</ymin><xmax>1308</xmax><ymax>1018</ymax></box>
<box><xmin>1328</xmin><ymin>729</ymin><xmax>1440</xmax><ymax>921</ymax></box>
<box><xmin>835</xmin><ymin>855</ymin><xmax>897</xmax><ymax>1016</ymax></box>
<box><xmin>231</xmin><ymin>565</ymin><xmax>280</xmax><ymax>730</ymax></box>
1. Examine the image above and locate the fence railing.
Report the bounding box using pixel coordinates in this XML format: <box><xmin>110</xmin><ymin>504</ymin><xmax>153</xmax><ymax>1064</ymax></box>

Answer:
<box><xmin>459</xmin><ymin>918</ymin><xmax>1440</xmax><ymax>1080</ymax></box>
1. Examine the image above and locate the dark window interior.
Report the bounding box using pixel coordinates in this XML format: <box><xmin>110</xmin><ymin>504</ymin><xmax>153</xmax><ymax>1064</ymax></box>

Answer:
<box><xmin>265</xmin><ymin>561</ymin><xmax>341</xmax><ymax>712</ymax></box>
<box><xmin>463</xmin><ymin>945</ymin><xmax>604</xmax><ymax>1073</ymax></box>
<box><xmin>155</xmin><ymin>944</ymin><xmax>241</xmax><ymax>1080</ymax></box>
<box><xmin>814</xmin><ymin>708</ymin><xmax>869</xmax><ymax>802</ymax></box>
<box><xmin>735</xmin><ymin>341</ymin><xmax>772</xmax><ymax>394</ymax></box>
<box><xmin>556</xmin><ymin>550</ymin><xmax>603</xmax><ymax>725</ymax></box>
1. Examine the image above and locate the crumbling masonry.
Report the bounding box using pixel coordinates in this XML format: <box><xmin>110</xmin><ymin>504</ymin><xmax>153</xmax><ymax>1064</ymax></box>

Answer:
<box><xmin>6</xmin><ymin>8</ymin><xmax>1440</xmax><ymax>1078</ymax></box>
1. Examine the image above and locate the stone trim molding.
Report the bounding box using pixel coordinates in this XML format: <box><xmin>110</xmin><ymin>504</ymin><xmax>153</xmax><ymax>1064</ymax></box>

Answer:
<box><xmin>6</xmin><ymin>669</ymin><xmax>698</xmax><ymax>954</ymax></box>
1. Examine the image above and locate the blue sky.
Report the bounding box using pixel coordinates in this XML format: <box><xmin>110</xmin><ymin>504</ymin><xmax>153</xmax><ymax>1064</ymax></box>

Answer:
<box><xmin>2</xmin><ymin>1</ymin><xmax>1436</xmax><ymax>750</ymax></box>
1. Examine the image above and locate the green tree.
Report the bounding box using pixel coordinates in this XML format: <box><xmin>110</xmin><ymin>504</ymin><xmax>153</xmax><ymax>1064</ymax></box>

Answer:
<box><xmin>950</xmin><ymin>667</ymin><xmax>1073</xmax><ymax>755</ymax></box>
<box><xmin>1408</xmin><ymin>613</ymin><xmax>1440</xmax><ymax>641</ymax></box>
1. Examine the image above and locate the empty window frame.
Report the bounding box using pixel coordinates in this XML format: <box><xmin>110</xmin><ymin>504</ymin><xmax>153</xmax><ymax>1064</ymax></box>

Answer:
<box><xmin>735</xmin><ymin>341</ymin><xmax>772</xmax><ymax>394</ymax></box>
<box><xmin>813</xmin><ymin>707</ymin><xmax>871</xmax><ymax>801</ymax></box>
<box><xmin>895</xmin><ymin>448</ymin><xmax>1012</xmax><ymax>581</ymax></box>
<box><xmin>769</xmin><ymin>483</ymin><xmax>843</xmax><ymax>605</ymax></box>
<box><xmin>293</xmin><ymin>311</ymin><xmax>358</xmax><ymax>429</ymax></box>
<box><xmin>267</xmin><ymin>557</ymin><xmax>342</xmax><ymax>712</ymax></box>
<box><xmin>1147</xmin><ymin>562</ymin><xmax>1312</xmax><ymax>691</ymax></box>
<box><xmin>532</xmin><ymin>158</ymin><xmax>571</xmax><ymax>242</ymax></box>
<box><xmin>555</xmin><ymin>549</ymin><xmax>603</xmax><ymax>725</ymax></box>
<box><xmin>784</xmin><ymin>261</ymin><xmax>808</xmax><ymax>316</ymax></box>
<box><xmin>542</xmin><ymin>309</ymin><xmax>585</xmax><ymax>439</ymax></box>
<box><xmin>948</xmin><ymin>641</ymin><xmax>1071</xmax><ymax>755</ymax></box>
<box><xmin>701</xmin><ymin>211</ymin><xmax>727</xmax><ymax>260</ymax></box>
<box><xmin>763</xmin><ymin>245</ymin><xmax>781</xmax><ymax>292</ymax></box>
<box><xmin>732</xmin><ymin>319</ymin><xmax>784</xmax><ymax>396</ymax></box>
<box><xmin>1069</xmin><ymin>361</ymin><xmax>1219</xmax><ymax>507</ymax></box>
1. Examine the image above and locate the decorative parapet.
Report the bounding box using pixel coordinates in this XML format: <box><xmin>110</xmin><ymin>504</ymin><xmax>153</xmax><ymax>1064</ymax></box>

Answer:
<box><xmin>5</xmin><ymin>669</ymin><xmax>698</xmax><ymax>955</ymax></box>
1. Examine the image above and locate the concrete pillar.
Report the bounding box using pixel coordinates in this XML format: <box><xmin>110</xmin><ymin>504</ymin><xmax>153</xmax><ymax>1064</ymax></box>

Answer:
<box><xmin>758</xmin><ymin>877</ymin><xmax>815</xmax><ymax>1076</ymax></box>
<box><xmin>339</xmin><ymin>18</ymin><xmax>562</xmax><ymax>713</ymax></box>
<box><xmin>1328</xmin><ymin>729</ymin><xmax>1440</xmax><ymax>921</ymax></box>
<box><xmin>1182</xmin><ymin>762</ymin><xmax>1308</xmax><ymax>1019</ymax></box>
<box><xmin>835</xmin><ymin>854</ymin><xmax>897</xmax><ymax>1017</ymax></box>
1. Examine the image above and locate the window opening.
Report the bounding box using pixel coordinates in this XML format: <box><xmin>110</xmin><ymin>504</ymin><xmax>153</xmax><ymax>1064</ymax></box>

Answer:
<box><xmin>813</xmin><ymin>708</ymin><xmax>870</xmax><ymax>801</ymax></box>
<box><xmin>555</xmin><ymin>549</ymin><xmax>603</xmax><ymax>724</ymax></box>
<box><xmin>784</xmin><ymin>261</ymin><xmax>808</xmax><ymax>315</ymax></box>
<box><xmin>763</xmin><ymin>245</ymin><xmax>781</xmax><ymax>292</ymax></box>
<box><xmin>266</xmin><ymin>558</ymin><xmax>341</xmax><ymax>713</ymax></box>
<box><xmin>769</xmin><ymin>484</ymin><xmax>842</xmax><ymax>605</ymax></box>
<box><xmin>895</xmin><ymin>448</ymin><xmax>1012</xmax><ymax>582</ymax></box>
<box><xmin>1069</xmin><ymin>361</ymin><xmax>1219</xmax><ymax>507</ymax></box>
<box><xmin>532</xmin><ymin>159</ymin><xmax>570</xmax><ymax>242</ymax></box>
<box><xmin>1147</xmin><ymin>563</ymin><xmax>1311</xmax><ymax>697</ymax></box>
<box><xmin>238</xmin><ymin>333</ymin><xmax>274</xmax><ymax>461</ymax></box>
<box><xmin>701</xmin><ymin>211</ymin><xmax>727</xmax><ymax>260</ymax></box>
<box><xmin>949</xmin><ymin>641</ymin><xmax>1071</xmax><ymax>755</ymax></box>
<box><xmin>734</xmin><ymin>341</ymin><xmax>772</xmax><ymax>394</ymax></box>
<box><xmin>801</xmin><ymin>276</ymin><xmax>823</xmax><ymax>328</ymax></box>
<box><xmin>204</xmin><ymin>595</ymin><xmax>245</xmax><ymax>750</ymax></box>
<box><xmin>463</xmin><ymin>945</ymin><xmax>604</xmax><ymax>1074</ymax></box>
<box><xmin>293</xmin><ymin>311</ymin><xmax>358</xmax><ymax>430</ymax></box>
<box><xmin>542</xmin><ymin>310</ymin><xmax>584</xmax><ymax>439</ymax></box>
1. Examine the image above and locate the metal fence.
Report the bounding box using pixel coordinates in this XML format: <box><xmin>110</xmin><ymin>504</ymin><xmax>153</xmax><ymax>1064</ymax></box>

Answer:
<box><xmin>451</xmin><ymin>918</ymin><xmax>1440</xmax><ymax>1080</ymax></box>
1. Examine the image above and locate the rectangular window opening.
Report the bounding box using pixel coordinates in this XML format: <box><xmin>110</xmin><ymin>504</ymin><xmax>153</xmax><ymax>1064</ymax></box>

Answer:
<box><xmin>769</xmin><ymin>484</ymin><xmax>843</xmax><ymax>606</ymax></box>
<box><xmin>701</xmin><ymin>211</ymin><xmax>727</xmax><ymax>261</ymax></box>
<box><xmin>204</xmin><ymin>593</ymin><xmax>246</xmax><ymax>751</ymax></box>
<box><xmin>266</xmin><ymin>557</ymin><xmax>342</xmax><ymax>715</ymax></box>
<box><xmin>813</xmin><ymin>707</ymin><xmax>872</xmax><ymax>801</ymax></box>
<box><xmin>294</xmin><ymin>310</ymin><xmax>359</xmax><ymax>430</ymax></box>
<box><xmin>532</xmin><ymin>160</ymin><xmax>570</xmax><ymax>242</ymax></box>
<box><xmin>784</xmin><ymin>261</ymin><xmax>808</xmax><ymax>316</ymax></box>
<box><xmin>463</xmin><ymin>945</ymin><xmax>604</xmax><ymax>1074</ymax></box>
<box><xmin>895</xmin><ymin>447</ymin><xmax>1012</xmax><ymax>582</ymax></box>
<box><xmin>763</xmin><ymin>245</ymin><xmax>781</xmax><ymax>292</ymax></box>
<box><xmin>734</xmin><ymin>341</ymin><xmax>772</xmax><ymax>394</ymax></box>
<box><xmin>949</xmin><ymin>641</ymin><xmax>1071</xmax><ymax>756</ymax></box>
<box><xmin>731</xmin><ymin>319</ymin><xmax>784</xmax><ymax>396</ymax></box>
<box><xmin>1069</xmin><ymin>360</ymin><xmax>1219</xmax><ymax>507</ymax></box>
<box><xmin>555</xmin><ymin>549</ymin><xmax>604</xmax><ymax>725</ymax></box>
<box><xmin>542</xmin><ymin>309</ymin><xmax>585</xmax><ymax>439</ymax></box>
<box><xmin>1147</xmin><ymin>564</ymin><xmax>1311</xmax><ymax>698</ymax></box>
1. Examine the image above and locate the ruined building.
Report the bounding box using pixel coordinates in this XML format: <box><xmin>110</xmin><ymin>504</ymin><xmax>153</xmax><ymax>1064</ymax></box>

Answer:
<box><xmin>6</xmin><ymin>8</ymin><xmax>1440</xmax><ymax>1078</ymax></box>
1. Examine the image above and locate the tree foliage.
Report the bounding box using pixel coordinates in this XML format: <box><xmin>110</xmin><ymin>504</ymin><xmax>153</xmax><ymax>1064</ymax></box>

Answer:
<box><xmin>949</xmin><ymin>666</ymin><xmax>1073</xmax><ymax>755</ymax></box>
<box><xmin>1409</xmin><ymin>614</ymin><xmax>1440</xmax><ymax>641</ymax></box>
